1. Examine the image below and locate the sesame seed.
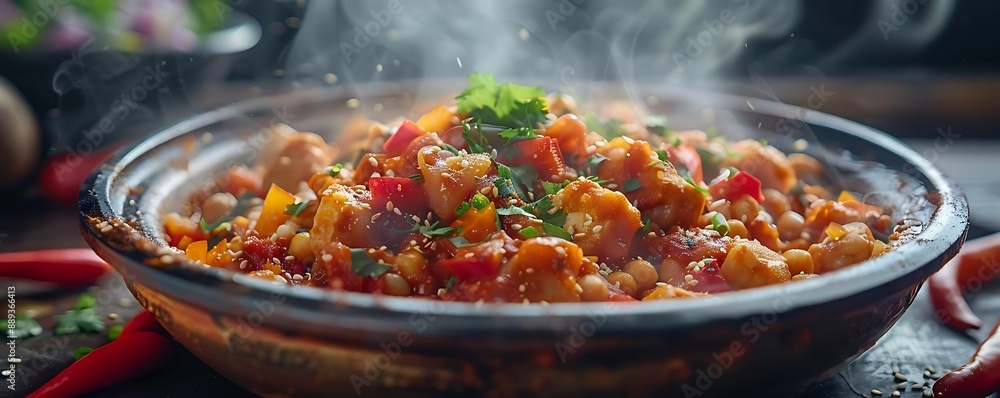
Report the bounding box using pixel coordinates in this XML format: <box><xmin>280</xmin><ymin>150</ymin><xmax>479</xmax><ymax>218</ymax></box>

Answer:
<box><xmin>160</xmin><ymin>255</ymin><xmax>174</xmax><ymax>264</ymax></box>
<box><xmin>684</xmin><ymin>274</ymin><xmax>694</xmax><ymax>282</ymax></box>
<box><xmin>647</xmin><ymin>232</ymin><xmax>656</xmax><ymax>237</ymax></box>
<box><xmin>481</xmin><ymin>186</ymin><xmax>492</xmax><ymax>195</ymax></box>
<box><xmin>371</xmin><ymin>172</ymin><xmax>381</xmax><ymax>179</ymax></box>
<box><xmin>492</xmin><ymin>186</ymin><xmax>499</xmax><ymax>197</ymax></box>
<box><xmin>368</xmin><ymin>157</ymin><xmax>378</xmax><ymax>167</ymax></box>
<box><xmin>518</xmin><ymin>284</ymin><xmax>526</xmax><ymax>292</ymax></box>
<box><xmin>688</xmin><ymin>279</ymin><xmax>699</xmax><ymax>286</ymax></box>
<box><xmin>526</xmin><ymin>268</ymin><xmax>534</xmax><ymax>274</ymax></box>
<box><xmin>411</xmin><ymin>215</ymin><xmax>421</xmax><ymax>222</ymax></box>
<box><xmin>368</xmin><ymin>248</ymin><xmax>376</xmax><ymax>253</ymax></box>
<box><xmin>321</xmin><ymin>253</ymin><xmax>333</xmax><ymax>262</ymax></box>
<box><xmin>386</xmin><ymin>201</ymin><xmax>395</xmax><ymax>211</ymax></box>
<box><xmin>910</xmin><ymin>383</ymin><xmax>924</xmax><ymax>390</ymax></box>
<box><xmin>284</xmin><ymin>255</ymin><xmax>295</xmax><ymax>262</ymax></box>
<box><xmin>554</xmin><ymin>246</ymin><xmax>567</xmax><ymax>256</ymax></box>
<box><xmin>606</xmin><ymin>183</ymin><xmax>618</xmax><ymax>189</ymax></box>
<box><xmin>573</xmin><ymin>233</ymin><xmax>585</xmax><ymax>238</ymax></box>
<box><xmin>891</xmin><ymin>392</ymin><xmax>900</xmax><ymax>397</ymax></box>
<box><xmin>527</xmin><ymin>191</ymin><xmax>535</xmax><ymax>201</ymax></box>
<box><xmin>465</xmin><ymin>253</ymin><xmax>474</xmax><ymax>258</ymax></box>
<box><xmin>567</xmin><ymin>225</ymin><xmax>575</xmax><ymax>234</ymax></box>
<box><xmin>108</xmin><ymin>313</ymin><xmax>119</xmax><ymax>320</ymax></box>
<box><xmin>592</xmin><ymin>225</ymin><xmax>603</xmax><ymax>233</ymax></box>
<box><xmin>925</xmin><ymin>365</ymin><xmax>936</xmax><ymax>373</ymax></box>
<box><xmin>922</xmin><ymin>389</ymin><xmax>932</xmax><ymax>397</ymax></box>
<box><xmin>393</xmin><ymin>208</ymin><xmax>402</xmax><ymax>215</ymax></box>
<box><xmin>894</xmin><ymin>373</ymin><xmax>907</xmax><ymax>382</ymax></box>
<box><xmin>385</xmin><ymin>169</ymin><xmax>395</xmax><ymax>177</ymax></box>
<box><xmin>292</xmin><ymin>274</ymin><xmax>304</xmax><ymax>281</ymax></box>
<box><xmin>923</xmin><ymin>370</ymin><xmax>931</xmax><ymax>378</ymax></box>
<box><xmin>239</xmin><ymin>260</ymin><xmax>248</xmax><ymax>269</ymax></box>
<box><xmin>575</xmin><ymin>284</ymin><xmax>583</xmax><ymax>293</ymax></box>
<box><xmin>441</xmin><ymin>172</ymin><xmax>451</xmax><ymax>179</ymax></box>
<box><xmin>511</xmin><ymin>224</ymin><xmax>522</xmax><ymax>231</ymax></box>
<box><xmin>461</xmin><ymin>159</ymin><xmax>469</xmax><ymax>168</ymax></box>
<box><xmin>371</xmin><ymin>213</ymin><xmax>382</xmax><ymax>222</ymax></box>
<box><xmin>871</xmin><ymin>390</ymin><xmax>882</xmax><ymax>396</ymax></box>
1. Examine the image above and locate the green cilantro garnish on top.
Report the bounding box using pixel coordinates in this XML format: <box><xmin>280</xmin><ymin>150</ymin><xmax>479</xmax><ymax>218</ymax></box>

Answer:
<box><xmin>284</xmin><ymin>201</ymin><xmax>310</xmax><ymax>216</ymax></box>
<box><xmin>583</xmin><ymin>112</ymin><xmax>628</xmax><ymax>140</ymax></box>
<box><xmin>350</xmin><ymin>248</ymin><xmax>391</xmax><ymax>277</ymax></box>
<box><xmin>455</xmin><ymin>72</ymin><xmax>549</xmax><ymax>129</ymax></box>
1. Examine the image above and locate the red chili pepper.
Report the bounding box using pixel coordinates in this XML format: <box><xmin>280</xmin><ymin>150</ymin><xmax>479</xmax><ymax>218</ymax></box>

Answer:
<box><xmin>933</xmin><ymin>318</ymin><xmax>1000</xmax><ymax>398</ymax></box>
<box><xmin>382</xmin><ymin>120</ymin><xmax>426</xmax><ymax>157</ymax></box>
<box><xmin>0</xmin><ymin>249</ymin><xmax>108</xmax><ymax>286</ymax></box>
<box><xmin>928</xmin><ymin>232</ymin><xmax>1000</xmax><ymax>331</ymax></box>
<box><xmin>27</xmin><ymin>331</ymin><xmax>174</xmax><ymax>398</ymax></box>
<box><xmin>369</xmin><ymin>176</ymin><xmax>428</xmax><ymax>215</ymax></box>
<box><xmin>120</xmin><ymin>310</ymin><xmax>166</xmax><ymax>337</ymax></box>
<box><xmin>708</xmin><ymin>170</ymin><xmax>765</xmax><ymax>203</ymax></box>
<box><xmin>440</xmin><ymin>256</ymin><xmax>501</xmax><ymax>282</ymax></box>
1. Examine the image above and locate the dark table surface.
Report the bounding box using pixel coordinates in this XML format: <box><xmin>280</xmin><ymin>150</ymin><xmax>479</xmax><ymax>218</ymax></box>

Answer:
<box><xmin>3</xmin><ymin>138</ymin><xmax>999</xmax><ymax>398</ymax></box>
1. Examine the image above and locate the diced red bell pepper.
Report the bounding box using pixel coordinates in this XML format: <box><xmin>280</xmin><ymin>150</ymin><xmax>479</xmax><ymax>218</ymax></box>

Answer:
<box><xmin>667</xmin><ymin>144</ymin><xmax>704</xmax><ymax>184</ymax></box>
<box><xmin>440</xmin><ymin>256</ymin><xmax>501</xmax><ymax>282</ymax></box>
<box><xmin>688</xmin><ymin>259</ymin><xmax>730</xmax><ymax>293</ymax></box>
<box><xmin>383</xmin><ymin>120</ymin><xmax>426</xmax><ymax>157</ymax></box>
<box><xmin>505</xmin><ymin>137</ymin><xmax>570</xmax><ymax>182</ymax></box>
<box><xmin>369</xmin><ymin>176</ymin><xmax>428</xmax><ymax>215</ymax></box>
<box><xmin>709</xmin><ymin>171</ymin><xmax>764</xmax><ymax>202</ymax></box>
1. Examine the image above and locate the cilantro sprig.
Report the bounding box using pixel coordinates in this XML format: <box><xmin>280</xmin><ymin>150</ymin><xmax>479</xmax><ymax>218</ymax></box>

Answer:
<box><xmin>350</xmin><ymin>248</ymin><xmax>391</xmax><ymax>277</ymax></box>
<box><xmin>455</xmin><ymin>72</ymin><xmax>549</xmax><ymax>129</ymax></box>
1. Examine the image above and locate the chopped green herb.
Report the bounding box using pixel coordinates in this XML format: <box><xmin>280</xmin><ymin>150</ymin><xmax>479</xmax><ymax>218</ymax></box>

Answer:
<box><xmin>416</xmin><ymin>221</ymin><xmax>453</xmax><ymax>238</ymax></box>
<box><xmin>542</xmin><ymin>222</ymin><xmax>573</xmax><ymax>241</ymax></box>
<box><xmin>455</xmin><ymin>72</ymin><xmax>549</xmax><ymax>128</ymax></box>
<box><xmin>11</xmin><ymin>315</ymin><xmax>42</xmax><ymax>339</ymax></box>
<box><xmin>541</xmin><ymin>180</ymin><xmax>565</xmax><ymax>195</ymax></box>
<box><xmin>350</xmin><ymin>248</ymin><xmax>391</xmax><ymax>277</ymax></box>
<box><xmin>701</xmin><ymin>258</ymin><xmax>715</xmax><ymax>265</ymax></box>
<box><xmin>672</xmin><ymin>137</ymin><xmax>683</xmax><ymax>147</ymax></box>
<box><xmin>440</xmin><ymin>143</ymin><xmax>461</xmax><ymax>154</ymax></box>
<box><xmin>445</xmin><ymin>277</ymin><xmax>457</xmax><ymax>289</ymax></box>
<box><xmin>73</xmin><ymin>347</ymin><xmax>94</xmax><ymax>361</ymax></box>
<box><xmin>75</xmin><ymin>293</ymin><xmax>97</xmax><ymax>310</ymax></box>
<box><xmin>493</xmin><ymin>178</ymin><xmax>515</xmax><ymax>198</ymax></box>
<box><xmin>55</xmin><ymin>308</ymin><xmax>105</xmax><ymax>335</ymax></box>
<box><xmin>284</xmin><ymin>201</ymin><xmax>310</xmax><ymax>216</ymax></box>
<box><xmin>494</xmin><ymin>162</ymin><xmax>533</xmax><ymax>200</ymax></box>
<box><xmin>726</xmin><ymin>167</ymin><xmax>739</xmax><ymax>178</ymax></box>
<box><xmin>623</xmin><ymin>178</ymin><xmax>643</xmax><ymax>193</ymax></box>
<box><xmin>711</xmin><ymin>213</ymin><xmax>730</xmax><ymax>235</ymax></box>
<box><xmin>408</xmin><ymin>173</ymin><xmax>424</xmax><ymax>183</ymax></box>
<box><xmin>454</xmin><ymin>201</ymin><xmax>471</xmax><ymax>217</ymax></box>
<box><xmin>328</xmin><ymin>163</ymin><xmax>344</xmax><ymax>177</ymax></box>
<box><xmin>449</xmin><ymin>236</ymin><xmax>473</xmax><ymax>248</ymax></box>
<box><xmin>759</xmin><ymin>138</ymin><xmax>769</xmax><ymax>147</ymax></box>
<box><xmin>471</xmin><ymin>193</ymin><xmax>490</xmax><ymax>210</ymax></box>
<box><xmin>498</xmin><ymin>126</ymin><xmax>538</xmax><ymax>145</ymax></box>
<box><xmin>524</xmin><ymin>196</ymin><xmax>566</xmax><ymax>226</ymax></box>
<box><xmin>496</xmin><ymin>206</ymin><xmax>536</xmax><ymax>218</ymax></box>
<box><xmin>683</xmin><ymin>174</ymin><xmax>709</xmax><ymax>196</ymax></box>
<box><xmin>647</xmin><ymin>119</ymin><xmax>671</xmax><ymax>138</ymax></box>
<box><xmin>107</xmin><ymin>324</ymin><xmax>123</xmax><ymax>341</ymax></box>
<box><xmin>519</xmin><ymin>226</ymin><xmax>541</xmax><ymax>239</ymax></box>
<box><xmin>582</xmin><ymin>154</ymin><xmax>608</xmax><ymax>176</ymax></box>
<box><xmin>461</xmin><ymin>119</ymin><xmax>488</xmax><ymax>154</ymax></box>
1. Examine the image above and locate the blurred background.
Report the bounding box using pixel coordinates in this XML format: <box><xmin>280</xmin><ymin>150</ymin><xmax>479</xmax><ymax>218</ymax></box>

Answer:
<box><xmin>1</xmin><ymin>0</ymin><xmax>999</xmax><ymax>233</ymax></box>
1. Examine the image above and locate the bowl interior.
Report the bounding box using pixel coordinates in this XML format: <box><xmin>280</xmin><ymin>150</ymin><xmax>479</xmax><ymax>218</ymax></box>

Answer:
<box><xmin>79</xmin><ymin>80</ymin><xmax>968</xmax><ymax>333</ymax></box>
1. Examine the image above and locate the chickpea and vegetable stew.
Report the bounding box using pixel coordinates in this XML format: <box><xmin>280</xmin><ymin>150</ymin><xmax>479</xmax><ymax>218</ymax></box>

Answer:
<box><xmin>162</xmin><ymin>73</ymin><xmax>898</xmax><ymax>304</ymax></box>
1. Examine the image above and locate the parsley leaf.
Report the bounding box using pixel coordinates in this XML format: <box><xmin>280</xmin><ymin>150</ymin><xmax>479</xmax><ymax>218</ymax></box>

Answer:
<box><xmin>524</xmin><ymin>196</ymin><xmax>566</xmax><ymax>226</ymax></box>
<box><xmin>445</xmin><ymin>277</ymin><xmax>457</xmax><ymax>289</ymax></box>
<box><xmin>519</xmin><ymin>226</ymin><xmax>541</xmax><ymax>239</ymax></box>
<box><xmin>11</xmin><ymin>315</ymin><xmax>42</xmax><ymax>339</ymax></box>
<box><xmin>498</xmin><ymin>126</ymin><xmax>538</xmax><ymax>145</ymax></box>
<box><xmin>461</xmin><ymin>120</ymin><xmax>488</xmax><ymax>154</ymax></box>
<box><xmin>711</xmin><ymin>213</ymin><xmax>730</xmax><ymax>235</ymax></box>
<box><xmin>455</xmin><ymin>72</ymin><xmax>549</xmax><ymax>128</ymax></box>
<box><xmin>542</xmin><ymin>222</ymin><xmax>573</xmax><ymax>241</ymax></box>
<box><xmin>55</xmin><ymin>308</ymin><xmax>105</xmax><ymax>335</ymax></box>
<box><xmin>623</xmin><ymin>178</ymin><xmax>643</xmax><ymax>193</ymax></box>
<box><xmin>496</xmin><ymin>206</ymin><xmax>536</xmax><ymax>218</ymax></box>
<box><xmin>449</xmin><ymin>236</ymin><xmax>473</xmax><ymax>248</ymax></box>
<box><xmin>416</xmin><ymin>221</ymin><xmax>453</xmax><ymax>238</ymax></box>
<box><xmin>582</xmin><ymin>154</ymin><xmax>608</xmax><ymax>177</ymax></box>
<box><xmin>284</xmin><ymin>201</ymin><xmax>310</xmax><ymax>216</ymax></box>
<box><xmin>494</xmin><ymin>162</ymin><xmax>534</xmax><ymax>201</ymax></box>
<box><xmin>541</xmin><ymin>180</ymin><xmax>566</xmax><ymax>195</ymax></box>
<box><xmin>350</xmin><ymin>248</ymin><xmax>391</xmax><ymax>277</ymax></box>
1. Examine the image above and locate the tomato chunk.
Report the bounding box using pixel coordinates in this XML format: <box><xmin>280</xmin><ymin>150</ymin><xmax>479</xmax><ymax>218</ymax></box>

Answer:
<box><xmin>709</xmin><ymin>171</ymin><xmax>764</xmax><ymax>202</ymax></box>
<box><xmin>369</xmin><ymin>176</ymin><xmax>428</xmax><ymax>215</ymax></box>
<box><xmin>382</xmin><ymin>120</ymin><xmax>426</xmax><ymax>157</ymax></box>
<box><xmin>506</xmin><ymin>137</ymin><xmax>570</xmax><ymax>181</ymax></box>
<box><xmin>441</xmin><ymin>257</ymin><xmax>501</xmax><ymax>282</ymax></box>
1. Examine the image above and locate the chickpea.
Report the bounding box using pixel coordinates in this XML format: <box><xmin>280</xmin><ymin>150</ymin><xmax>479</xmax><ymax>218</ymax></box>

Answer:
<box><xmin>202</xmin><ymin>192</ymin><xmax>237</xmax><ymax>223</ymax></box>
<box><xmin>578</xmin><ymin>274</ymin><xmax>610</xmax><ymax>302</ymax></box>
<box><xmin>777</xmin><ymin>211</ymin><xmax>806</xmax><ymax>241</ymax></box>
<box><xmin>394</xmin><ymin>250</ymin><xmax>427</xmax><ymax>284</ymax></box>
<box><xmin>383</xmin><ymin>273</ymin><xmax>411</xmax><ymax>296</ymax></box>
<box><xmin>808</xmin><ymin>222</ymin><xmax>875</xmax><ymax>273</ymax></box>
<box><xmin>782</xmin><ymin>249</ymin><xmax>814</xmax><ymax>275</ymax></box>
<box><xmin>623</xmin><ymin>259</ymin><xmax>658</xmax><ymax>292</ymax></box>
<box><xmin>288</xmin><ymin>232</ymin><xmax>312</xmax><ymax>260</ymax></box>
<box><xmin>606</xmin><ymin>271</ymin><xmax>638</xmax><ymax>297</ymax></box>
<box><xmin>762</xmin><ymin>188</ymin><xmax>790</xmax><ymax>218</ymax></box>
<box><xmin>730</xmin><ymin>194</ymin><xmax>760</xmax><ymax>222</ymax></box>
<box><xmin>726</xmin><ymin>219</ymin><xmax>749</xmax><ymax>239</ymax></box>
<box><xmin>788</xmin><ymin>153</ymin><xmax>823</xmax><ymax>183</ymax></box>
